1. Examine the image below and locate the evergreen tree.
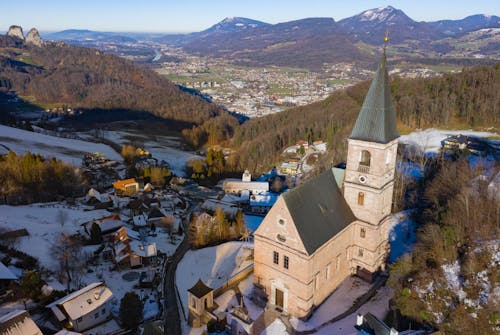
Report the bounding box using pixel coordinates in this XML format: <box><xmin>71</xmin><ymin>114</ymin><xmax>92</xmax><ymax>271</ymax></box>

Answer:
<box><xmin>119</xmin><ymin>291</ymin><xmax>143</xmax><ymax>329</ymax></box>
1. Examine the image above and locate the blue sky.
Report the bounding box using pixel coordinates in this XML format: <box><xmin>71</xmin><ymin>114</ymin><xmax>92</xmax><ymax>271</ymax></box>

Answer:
<box><xmin>1</xmin><ymin>0</ymin><xmax>499</xmax><ymax>33</ymax></box>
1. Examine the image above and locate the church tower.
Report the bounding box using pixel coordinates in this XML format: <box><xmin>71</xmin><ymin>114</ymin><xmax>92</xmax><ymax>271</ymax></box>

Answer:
<box><xmin>344</xmin><ymin>52</ymin><xmax>399</xmax><ymax>274</ymax></box>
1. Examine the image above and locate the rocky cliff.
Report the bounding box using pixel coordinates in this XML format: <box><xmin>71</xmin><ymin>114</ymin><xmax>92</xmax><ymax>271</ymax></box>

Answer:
<box><xmin>26</xmin><ymin>28</ymin><xmax>43</xmax><ymax>46</ymax></box>
<box><xmin>6</xmin><ymin>25</ymin><xmax>24</xmax><ymax>40</ymax></box>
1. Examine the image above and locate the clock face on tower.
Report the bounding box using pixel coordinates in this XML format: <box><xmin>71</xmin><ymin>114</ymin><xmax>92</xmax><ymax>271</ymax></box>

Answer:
<box><xmin>359</xmin><ymin>175</ymin><xmax>367</xmax><ymax>183</ymax></box>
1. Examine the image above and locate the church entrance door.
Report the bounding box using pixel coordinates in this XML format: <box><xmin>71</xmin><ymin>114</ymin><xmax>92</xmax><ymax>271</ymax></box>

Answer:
<box><xmin>275</xmin><ymin>288</ymin><xmax>284</xmax><ymax>309</ymax></box>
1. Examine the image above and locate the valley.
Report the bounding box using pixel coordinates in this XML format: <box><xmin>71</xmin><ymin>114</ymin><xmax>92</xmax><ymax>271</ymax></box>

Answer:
<box><xmin>0</xmin><ymin>3</ymin><xmax>499</xmax><ymax>335</ymax></box>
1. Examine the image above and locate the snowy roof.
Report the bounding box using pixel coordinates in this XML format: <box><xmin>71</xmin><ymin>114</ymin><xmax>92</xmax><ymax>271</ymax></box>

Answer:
<box><xmin>222</xmin><ymin>180</ymin><xmax>269</xmax><ymax>192</ymax></box>
<box><xmin>54</xmin><ymin>330</ymin><xmax>82</xmax><ymax>335</ymax></box>
<box><xmin>261</xmin><ymin>318</ymin><xmax>289</xmax><ymax>334</ymax></box>
<box><xmin>133</xmin><ymin>214</ymin><xmax>148</xmax><ymax>227</ymax></box>
<box><xmin>250</xmin><ymin>193</ymin><xmax>278</xmax><ymax>207</ymax></box>
<box><xmin>48</xmin><ymin>282</ymin><xmax>113</xmax><ymax>321</ymax></box>
<box><xmin>130</xmin><ymin>241</ymin><xmax>157</xmax><ymax>258</ymax></box>
<box><xmin>115</xmin><ymin>226</ymin><xmax>141</xmax><ymax>241</ymax></box>
<box><xmin>0</xmin><ymin>310</ymin><xmax>42</xmax><ymax>335</ymax></box>
<box><xmin>0</xmin><ymin>262</ymin><xmax>17</xmax><ymax>280</ymax></box>
<box><xmin>86</xmin><ymin>188</ymin><xmax>108</xmax><ymax>203</ymax></box>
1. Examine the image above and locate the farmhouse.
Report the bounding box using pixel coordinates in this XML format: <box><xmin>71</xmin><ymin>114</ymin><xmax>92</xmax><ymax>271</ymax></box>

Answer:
<box><xmin>48</xmin><ymin>282</ymin><xmax>113</xmax><ymax>332</ymax></box>
<box><xmin>253</xmin><ymin>53</ymin><xmax>399</xmax><ymax>318</ymax></box>
<box><xmin>113</xmin><ymin>178</ymin><xmax>139</xmax><ymax>196</ymax></box>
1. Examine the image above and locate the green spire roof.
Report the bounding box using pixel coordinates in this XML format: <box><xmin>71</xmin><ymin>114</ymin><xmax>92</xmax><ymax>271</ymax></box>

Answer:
<box><xmin>350</xmin><ymin>54</ymin><xmax>399</xmax><ymax>143</ymax></box>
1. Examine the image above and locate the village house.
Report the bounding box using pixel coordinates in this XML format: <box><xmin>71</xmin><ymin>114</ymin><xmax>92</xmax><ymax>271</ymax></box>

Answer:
<box><xmin>222</xmin><ymin>170</ymin><xmax>269</xmax><ymax>195</ymax></box>
<box><xmin>83</xmin><ymin>213</ymin><xmax>124</xmax><ymax>236</ymax></box>
<box><xmin>253</xmin><ymin>53</ymin><xmax>399</xmax><ymax>318</ymax></box>
<box><xmin>48</xmin><ymin>282</ymin><xmax>113</xmax><ymax>332</ymax></box>
<box><xmin>112</xmin><ymin>227</ymin><xmax>157</xmax><ymax>268</ymax></box>
<box><xmin>0</xmin><ymin>261</ymin><xmax>17</xmax><ymax>296</ymax></box>
<box><xmin>0</xmin><ymin>309</ymin><xmax>42</xmax><ymax>335</ymax></box>
<box><xmin>113</xmin><ymin>178</ymin><xmax>140</xmax><ymax>196</ymax></box>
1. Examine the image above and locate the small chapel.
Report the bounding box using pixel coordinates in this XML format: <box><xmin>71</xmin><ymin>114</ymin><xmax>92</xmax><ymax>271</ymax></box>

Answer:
<box><xmin>253</xmin><ymin>51</ymin><xmax>399</xmax><ymax>318</ymax></box>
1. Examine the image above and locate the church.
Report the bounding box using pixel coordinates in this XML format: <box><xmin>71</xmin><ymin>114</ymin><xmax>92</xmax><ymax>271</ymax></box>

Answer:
<box><xmin>253</xmin><ymin>52</ymin><xmax>399</xmax><ymax>318</ymax></box>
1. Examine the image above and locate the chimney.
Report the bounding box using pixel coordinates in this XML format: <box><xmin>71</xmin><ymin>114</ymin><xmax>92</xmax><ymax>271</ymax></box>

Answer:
<box><xmin>356</xmin><ymin>314</ymin><xmax>364</xmax><ymax>326</ymax></box>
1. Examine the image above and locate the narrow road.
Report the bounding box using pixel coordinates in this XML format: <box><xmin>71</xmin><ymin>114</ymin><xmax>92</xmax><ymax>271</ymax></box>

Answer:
<box><xmin>163</xmin><ymin>202</ymin><xmax>199</xmax><ymax>335</ymax></box>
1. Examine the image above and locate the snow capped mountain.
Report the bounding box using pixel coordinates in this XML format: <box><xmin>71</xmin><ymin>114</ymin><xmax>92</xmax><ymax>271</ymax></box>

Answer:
<box><xmin>359</xmin><ymin>6</ymin><xmax>399</xmax><ymax>22</ymax></box>
<box><xmin>339</xmin><ymin>6</ymin><xmax>441</xmax><ymax>44</ymax></box>
<box><xmin>429</xmin><ymin>14</ymin><xmax>500</xmax><ymax>36</ymax></box>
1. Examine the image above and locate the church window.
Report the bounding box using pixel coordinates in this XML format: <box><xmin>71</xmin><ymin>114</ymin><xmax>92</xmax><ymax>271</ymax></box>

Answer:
<box><xmin>386</xmin><ymin>151</ymin><xmax>391</xmax><ymax>165</ymax></box>
<box><xmin>360</xmin><ymin>150</ymin><xmax>371</xmax><ymax>166</ymax></box>
<box><xmin>315</xmin><ymin>273</ymin><xmax>320</xmax><ymax>290</ymax></box>
<box><xmin>358</xmin><ymin>192</ymin><xmax>365</xmax><ymax>205</ymax></box>
<box><xmin>326</xmin><ymin>263</ymin><xmax>331</xmax><ymax>279</ymax></box>
<box><xmin>277</xmin><ymin>234</ymin><xmax>286</xmax><ymax>243</ymax></box>
<box><xmin>284</xmin><ymin>256</ymin><xmax>289</xmax><ymax>269</ymax></box>
<box><xmin>336</xmin><ymin>254</ymin><xmax>341</xmax><ymax>269</ymax></box>
<box><xmin>273</xmin><ymin>251</ymin><xmax>279</xmax><ymax>265</ymax></box>
<box><xmin>191</xmin><ymin>297</ymin><xmax>196</xmax><ymax>309</ymax></box>
<box><xmin>360</xmin><ymin>228</ymin><xmax>366</xmax><ymax>238</ymax></box>
<box><xmin>278</xmin><ymin>218</ymin><xmax>285</xmax><ymax>225</ymax></box>
<box><xmin>358</xmin><ymin>249</ymin><xmax>364</xmax><ymax>257</ymax></box>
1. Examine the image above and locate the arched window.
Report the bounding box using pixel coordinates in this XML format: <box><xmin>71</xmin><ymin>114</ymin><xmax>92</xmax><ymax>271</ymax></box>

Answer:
<box><xmin>360</xmin><ymin>150</ymin><xmax>371</xmax><ymax>166</ymax></box>
<box><xmin>358</xmin><ymin>192</ymin><xmax>365</xmax><ymax>205</ymax></box>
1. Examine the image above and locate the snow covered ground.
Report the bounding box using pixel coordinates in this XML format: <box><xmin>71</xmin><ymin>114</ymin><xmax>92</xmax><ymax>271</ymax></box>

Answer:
<box><xmin>0</xmin><ymin>125</ymin><xmax>121</xmax><ymax>164</ymax></box>
<box><xmin>176</xmin><ymin>241</ymin><xmax>253</xmax><ymax>317</ymax></box>
<box><xmin>399</xmin><ymin>128</ymin><xmax>498</xmax><ymax>152</ymax></box>
<box><xmin>311</xmin><ymin>285</ymin><xmax>393</xmax><ymax>335</ymax></box>
<box><xmin>0</xmin><ymin>203</ymin><xmax>109</xmax><ymax>268</ymax></box>
<box><xmin>290</xmin><ymin>276</ymin><xmax>372</xmax><ymax>331</ymax></box>
<box><xmin>176</xmin><ymin>242</ymin><xmax>254</xmax><ymax>335</ymax></box>
<box><xmin>99</xmin><ymin>130</ymin><xmax>202</xmax><ymax>177</ymax></box>
<box><xmin>388</xmin><ymin>210</ymin><xmax>417</xmax><ymax>263</ymax></box>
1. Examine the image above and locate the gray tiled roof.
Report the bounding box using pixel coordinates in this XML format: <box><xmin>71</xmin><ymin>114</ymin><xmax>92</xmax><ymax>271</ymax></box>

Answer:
<box><xmin>188</xmin><ymin>278</ymin><xmax>213</xmax><ymax>298</ymax></box>
<box><xmin>283</xmin><ymin>169</ymin><xmax>356</xmax><ymax>255</ymax></box>
<box><xmin>350</xmin><ymin>54</ymin><xmax>399</xmax><ymax>144</ymax></box>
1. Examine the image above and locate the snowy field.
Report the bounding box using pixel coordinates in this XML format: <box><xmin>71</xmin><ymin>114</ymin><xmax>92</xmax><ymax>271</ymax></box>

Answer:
<box><xmin>0</xmin><ymin>125</ymin><xmax>121</xmax><ymax>164</ymax></box>
<box><xmin>176</xmin><ymin>242</ymin><xmax>253</xmax><ymax>317</ymax></box>
<box><xmin>399</xmin><ymin>128</ymin><xmax>498</xmax><ymax>152</ymax></box>
<box><xmin>290</xmin><ymin>276</ymin><xmax>372</xmax><ymax>331</ymax></box>
<box><xmin>99</xmin><ymin>130</ymin><xmax>202</xmax><ymax>177</ymax></box>
<box><xmin>310</xmin><ymin>286</ymin><xmax>393</xmax><ymax>335</ymax></box>
<box><xmin>0</xmin><ymin>203</ymin><xmax>109</xmax><ymax>269</ymax></box>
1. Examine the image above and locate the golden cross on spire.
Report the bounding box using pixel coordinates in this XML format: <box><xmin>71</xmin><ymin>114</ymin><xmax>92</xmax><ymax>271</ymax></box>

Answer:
<box><xmin>384</xmin><ymin>30</ymin><xmax>389</xmax><ymax>53</ymax></box>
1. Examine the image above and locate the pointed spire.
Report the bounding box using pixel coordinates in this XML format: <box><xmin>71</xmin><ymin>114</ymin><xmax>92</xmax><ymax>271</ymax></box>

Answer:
<box><xmin>349</xmin><ymin>52</ymin><xmax>399</xmax><ymax>144</ymax></box>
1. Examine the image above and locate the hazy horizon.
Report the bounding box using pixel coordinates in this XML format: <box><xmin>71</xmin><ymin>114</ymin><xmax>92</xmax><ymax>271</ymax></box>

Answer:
<box><xmin>1</xmin><ymin>0</ymin><xmax>499</xmax><ymax>33</ymax></box>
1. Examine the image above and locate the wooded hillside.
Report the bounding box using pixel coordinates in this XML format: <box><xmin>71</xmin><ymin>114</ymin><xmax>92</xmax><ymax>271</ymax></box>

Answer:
<box><xmin>0</xmin><ymin>38</ymin><xmax>225</xmax><ymax>126</ymax></box>
<box><xmin>184</xmin><ymin>63</ymin><xmax>499</xmax><ymax>174</ymax></box>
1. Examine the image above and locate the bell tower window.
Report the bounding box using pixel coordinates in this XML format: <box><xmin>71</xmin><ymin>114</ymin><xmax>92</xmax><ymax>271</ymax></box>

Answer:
<box><xmin>358</xmin><ymin>192</ymin><xmax>365</xmax><ymax>205</ymax></box>
<box><xmin>358</xmin><ymin>150</ymin><xmax>371</xmax><ymax>173</ymax></box>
